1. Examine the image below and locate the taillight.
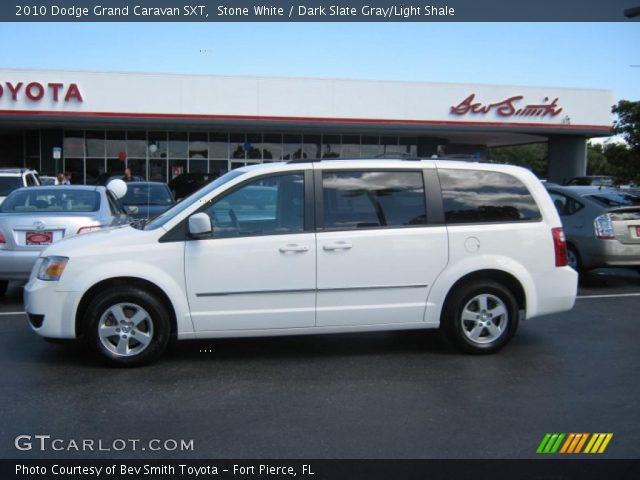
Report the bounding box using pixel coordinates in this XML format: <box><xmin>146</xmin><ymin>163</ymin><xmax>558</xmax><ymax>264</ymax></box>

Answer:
<box><xmin>594</xmin><ymin>213</ymin><xmax>615</xmax><ymax>239</ymax></box>
<box><xmin>552</xmin><ymin>227</ymin><xmax>568</xmax><ymax>267</ymax></box>
<box><xmin>77</xmin><ymin>225</ymin><xmax>106</xmax><ymax>234</ymax></box>
<box><xmin>0</xmin><ymin>231</ymin><xmax>5</xmax><ymax>245</ymax></box>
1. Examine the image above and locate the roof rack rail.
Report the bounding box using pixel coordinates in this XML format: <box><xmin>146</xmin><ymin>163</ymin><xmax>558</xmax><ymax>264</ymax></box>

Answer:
<box><xmin>286</xmin><ymin>154</ymin><xmax>423</xmax><ymax>165</ymax></box>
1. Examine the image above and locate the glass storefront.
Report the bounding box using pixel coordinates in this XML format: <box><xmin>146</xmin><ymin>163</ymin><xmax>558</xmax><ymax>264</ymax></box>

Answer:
<box><xmin>3</xmin><ymin>129</ymin><xmax>419</xmax><ymax>184</ymax></box>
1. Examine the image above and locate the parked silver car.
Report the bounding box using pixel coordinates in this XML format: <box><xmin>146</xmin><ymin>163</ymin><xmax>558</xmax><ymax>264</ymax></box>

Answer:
<box><xmin>546</xmin><ymin>185</ymin><xmax>640</xmax><ymax>273</ymax></box>
<box><xmin>0</xmin><ymin>184</ymin><xmax>131</xmax><ymax>296</ymax></box>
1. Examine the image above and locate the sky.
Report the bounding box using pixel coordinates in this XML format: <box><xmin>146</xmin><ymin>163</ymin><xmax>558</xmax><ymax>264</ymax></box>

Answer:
<box><xmin>0</xmin><ymin>22</ymin><xmax>638</xmax><ymax>101</ymax></box>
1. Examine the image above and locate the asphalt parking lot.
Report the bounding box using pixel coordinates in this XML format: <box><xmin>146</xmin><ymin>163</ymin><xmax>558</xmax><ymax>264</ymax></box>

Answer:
<box><xmin>1</xmin><ymin>270</ymin><xmax>639</xmax><ymax>460</ymax></box>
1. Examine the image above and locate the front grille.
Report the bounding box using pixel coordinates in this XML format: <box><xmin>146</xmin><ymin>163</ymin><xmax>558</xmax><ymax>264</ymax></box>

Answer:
<box><xmin>27</xmin><ymin>313</ymin><xmax>44</xmax><ymax>328</ymax></box>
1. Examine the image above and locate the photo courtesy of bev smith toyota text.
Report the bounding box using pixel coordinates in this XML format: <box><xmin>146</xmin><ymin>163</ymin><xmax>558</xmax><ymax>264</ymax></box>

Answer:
<box><xmin>0</xmin><ymin>1</ymin><xmax>638</xmax><ymax>479</ymax></box>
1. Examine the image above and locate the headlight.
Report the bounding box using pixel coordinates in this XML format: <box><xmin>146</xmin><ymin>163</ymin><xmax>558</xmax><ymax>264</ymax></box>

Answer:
<box><xmin>37</xmin><ymin>256</ymin><xmax>69</xmax><ymax>281</ymax></box>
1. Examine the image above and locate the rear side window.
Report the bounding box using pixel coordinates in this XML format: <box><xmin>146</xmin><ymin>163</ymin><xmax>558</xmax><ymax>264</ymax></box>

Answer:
<box><xmin>439</xmin><ymin>169</ymin><xmax>541</xmax><ymax>224</ymax></box>
<box><xmin>322</xmin><ymin>171</ymin><xmax>427</xmax><ymax>229</ymax></box>
<box><xmin>0</xmin><ymin>189</ymin><xmax>100</xmax><ymax>213</ymax></box>
<box><xmin>548</xmin><ymin>191</ymin><xmax>584</xmax><ymax>216</ymax></box>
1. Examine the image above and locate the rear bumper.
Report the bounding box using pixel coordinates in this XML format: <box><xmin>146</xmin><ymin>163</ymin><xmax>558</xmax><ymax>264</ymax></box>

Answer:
<box><xmin>529</xmin><ymin>266</ymin><xmax>578</xmax><ymax>318</ymax></box>
<box><xmin>0</xmin><ymin>249</ymin><xmax>41</xmax><ymax>280</ymax></box>
<box><xmin>24</xmin><ymin>278</ymin><xmax>81</xmax><ymax>339</ymax></box>
<box><xmin>581</xmin><ymin>239</ymin><xmax>640</xmax><ymax>269</ymax></box>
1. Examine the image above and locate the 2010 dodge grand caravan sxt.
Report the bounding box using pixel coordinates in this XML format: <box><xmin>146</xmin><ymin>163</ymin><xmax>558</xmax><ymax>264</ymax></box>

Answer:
<box><xmin>24</xmin><ymin>159</ymin><xmax>577</xmax><ymax>366</ymax></box>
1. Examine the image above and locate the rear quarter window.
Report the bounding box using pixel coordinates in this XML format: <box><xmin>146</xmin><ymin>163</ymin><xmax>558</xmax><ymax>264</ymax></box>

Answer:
<box><xmin>439</xmin><ymin>168</ymin><xmax>541</xmax><ymax>224</ymax></box>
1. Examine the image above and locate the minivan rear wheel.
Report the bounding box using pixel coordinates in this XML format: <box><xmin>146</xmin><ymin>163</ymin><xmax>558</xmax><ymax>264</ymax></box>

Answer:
<box><xmin>443</xmin><ymin>280</ymin><xmax>518</xmax><ymax>354</ymax></box>
<box><xmin>84</xmin><ymin>286</ymin><xmax>170</xmax><ymax>367</ymax></box>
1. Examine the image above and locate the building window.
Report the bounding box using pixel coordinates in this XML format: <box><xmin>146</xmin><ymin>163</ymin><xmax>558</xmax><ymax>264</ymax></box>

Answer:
<box><xmin>322</xmin><ymin>135</ymin><xmax>341</xmax><ymax>158</ymax></box>
<box><xmin>210</xmin><ymin>133</ymin><xmax>229</xmax><ymax>159</ymax></box>
<box><xmin>282</xmin><ymin>134</ymin><xmax>302</xmax><ymax>160</ymax></box>
<box><xmin>263</xmin><ymin>134</ymin><xmax>282</xmax><ymax>161</ymax></box>
<box><xmin>86</xmin><ymin>130</ymin><xmax>105</xmax><ymax>158</ymax></box>
<box><xmin>341</xmin><ymin>135</ymin><xmax>360</xmax><ymax>158</ymax></box>
<box><xmin>63</xmin><ymin>131</ymin><xmax>85</xmax><ymax>158</ymax></box>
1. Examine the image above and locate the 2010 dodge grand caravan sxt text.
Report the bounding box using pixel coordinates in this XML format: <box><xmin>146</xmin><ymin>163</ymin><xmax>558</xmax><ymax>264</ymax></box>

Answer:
<box><xmin>24</xmin><ymin>159</ymin><xmax>578</xmax><ymax>366</ymax></box>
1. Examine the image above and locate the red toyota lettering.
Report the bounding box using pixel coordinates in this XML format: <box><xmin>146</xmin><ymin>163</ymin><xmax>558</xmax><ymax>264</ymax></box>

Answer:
<box><xmin>48</xmin><ymin>82</ymin><xmax>64</xmax><ymax>101</ymax></box>
<box><xmin>6</xmin><ymin>82</ymin><xmax>23</xmax><ymax>101</ymax></box>
<box><xmin>64</xmin><ymin>83</ymin><xmax>83</xmax><ymax>102</ymax></box>
<box><xmin>25</xmin><ymin>82</ymin><xmax>45</xmax><ymax>101</ymax></box>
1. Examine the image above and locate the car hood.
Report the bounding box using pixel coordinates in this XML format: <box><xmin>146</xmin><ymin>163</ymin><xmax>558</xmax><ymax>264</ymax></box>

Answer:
<box><xmin>40</xmin><ymin>224</ymin><xmax>162</xmax><ymax>259</ymax></box>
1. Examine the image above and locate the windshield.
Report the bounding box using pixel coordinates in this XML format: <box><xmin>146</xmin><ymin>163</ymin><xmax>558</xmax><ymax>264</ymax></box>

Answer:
<box><xmin>587</xmin><ymin>192</ymin><xmax>640</xmax><ymax>208</ymax></box>
<box><xmin>122</xmin><ymin>184</ymin><xmax>174</xmax><ymax>206</ymax></box>
<box><xmin>0</xmin><ymin>177</ymin><xmax>22</xmax><ymax>196</ymax></box>
<box><xmin>0</xmin><ymin>189</ymin><xmax>100</xmax><ymax>213</ymax></box>
<box><xmin>144</xmin><ymin>170</ymin><xmax>245</xmax><ymax>230</ymax></box>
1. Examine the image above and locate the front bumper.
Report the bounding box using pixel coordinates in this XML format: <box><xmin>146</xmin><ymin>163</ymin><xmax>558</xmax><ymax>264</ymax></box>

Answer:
<box><xmin>0</xmin><ymin>249</ymin><xmax>41</xmax><ymax>280</ymax></box>
<box><xmin>24</xmin><ymin>278</ymin><xmax>82</xmax><ymax>339</ymax></box>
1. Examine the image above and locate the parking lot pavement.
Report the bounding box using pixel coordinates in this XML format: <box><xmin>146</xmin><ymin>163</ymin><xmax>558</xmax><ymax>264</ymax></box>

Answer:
<box><xmin>1</xmin><ymin>271</ymin><xmax>639</xmax><ymax>459</ymax></box>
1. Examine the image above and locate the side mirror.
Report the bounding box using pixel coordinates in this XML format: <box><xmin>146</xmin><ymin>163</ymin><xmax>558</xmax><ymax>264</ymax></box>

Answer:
<box><xmin>188</xmin><ymin>213</ymin><xmax>212</xmax><ymax>238</ymax></box>
<box><xmin>125</xmin><ymin>205</ymin><xmax>139</xmax><ymax>215</ymax></box>
<box><xmin>106</xmin><ymin>179</ymin><xmax>128</xmax><ymax>199</ymax></box>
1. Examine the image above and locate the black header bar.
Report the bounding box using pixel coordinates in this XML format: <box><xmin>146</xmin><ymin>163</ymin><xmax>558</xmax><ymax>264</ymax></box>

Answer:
<box><xmin>2</xmin><ymin>0</ymin><xmax>640</xmax><ymax>22</ymax></box>
<box><xmin>3</xmin><ymin>459</ymin><xmax>640</xmax><ymax>480</ymax></box>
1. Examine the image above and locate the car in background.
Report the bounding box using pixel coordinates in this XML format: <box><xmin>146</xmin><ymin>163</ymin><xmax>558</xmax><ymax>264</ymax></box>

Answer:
<box><xmin>168</xmin><ymin>172</ymin><xmax>217</xmax><ymax>200</ymax></box>
<box><xmin>120</xmin><ymin>182</ymin><xmax>175</xmax><ymax>221</ymax></box>
<box><xmin>0</xmin><ymin>168</ymin><xmax>41</xmax><ymax>205</ymax></box>
<box><xmin>546</xmin><ymin>185</ymin><xmax>640</xmax><ymax>273</ymax></box>
<box><xmin>0</xmin><ymin>184</ymin><xmax>130</xmax><ymax>296</ymax></box>
<box><xmin>39</xmin><ymin>176</ymin><xmax>58</xmax><ymax>186</ymax></box>
<box><xmin>564</xmin><ymin>176</ymin><xmax>616</xmax><ymax>187</ymax></box>
<box><xmin>91</xmin><ymin>172</ymin><xmax>143</xmax><ymax>185</ymax></box>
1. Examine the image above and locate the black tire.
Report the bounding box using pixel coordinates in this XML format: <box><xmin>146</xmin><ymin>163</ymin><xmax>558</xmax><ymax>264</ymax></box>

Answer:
<box><xmin>567</xmin><ymin>245</ymin><xmax>584</xmax><ymax>274</ymax></box>
<box><xmin>442</xmin><ymin>280</ymin><xmax>519</xmax><ymax>354</ymax></box>
<box><xmin>84</xmin><ymin>286</ymin><xmax>171</xmax><ymax>367</ymax></box>
<box><xmin>0</xmin><ymin>280</ymin><xmax>8</xmax><ymax>297</ymax></box>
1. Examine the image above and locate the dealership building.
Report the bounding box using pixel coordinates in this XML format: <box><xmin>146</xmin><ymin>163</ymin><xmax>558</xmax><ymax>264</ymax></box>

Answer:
<box><xmin>0</xmin><ymin>68</ymin><xmax>614</xmax><ymax>184</ymax></box>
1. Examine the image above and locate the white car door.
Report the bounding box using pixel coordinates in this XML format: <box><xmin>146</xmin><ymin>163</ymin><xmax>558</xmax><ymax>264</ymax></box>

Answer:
<box><xmin>316</xmin><ymin>167</ymin><xmax>448</xmax><ymax>327</ymax></box>
<box><xmin>184</xmin><ymin>170</ymin><xmax>316</xmax><ymax>332</ymax></box>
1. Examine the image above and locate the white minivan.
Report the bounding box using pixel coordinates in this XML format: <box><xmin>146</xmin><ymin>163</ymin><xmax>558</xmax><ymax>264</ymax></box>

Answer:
<box><xmin>24</xmin><ymin>159</ymin><xmax>577</xmax><ymax>366</ymax></box>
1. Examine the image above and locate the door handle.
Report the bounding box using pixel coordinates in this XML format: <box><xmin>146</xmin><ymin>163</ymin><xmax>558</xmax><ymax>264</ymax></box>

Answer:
<box><xmin>279</xmin><ymin>244</ymin><xmax>309</xmax><ymax>253</ymax></box>
<box><xmin>323</xmin><ymin>241</ymin><xmax>353</xmax><ymax>251</ymax></box>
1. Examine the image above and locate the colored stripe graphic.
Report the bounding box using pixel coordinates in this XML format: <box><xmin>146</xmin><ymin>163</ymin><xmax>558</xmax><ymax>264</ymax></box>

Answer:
<box><xmin>573</xmin><ymin>433</ymin><xmax>589</xmax><ymax>453</ymax></box>
<box><xmin>538</xmin><ymin>433</ymin><xmax>613</xmax><ymax>454</ymax></box>
<box><xmin>537</xmin><ymin>433</ymin><xmax>565</xmax><ymax>454</ymax></box>
<box><xmin>585</xmin><ymin>433</ymin><xmax>613</xmax><ymax>454</ymax></box>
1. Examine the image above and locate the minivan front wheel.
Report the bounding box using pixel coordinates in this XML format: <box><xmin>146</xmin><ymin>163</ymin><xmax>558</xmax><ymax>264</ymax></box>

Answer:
<box><xmin>84</xmin><ymin>286</ymin><xmax>170</xmax><ymax>367</ymax></box>
<box><xmin>443</xmin><ymin>281</ymin><xmax>518</xmax><ymax>354</ymax></box>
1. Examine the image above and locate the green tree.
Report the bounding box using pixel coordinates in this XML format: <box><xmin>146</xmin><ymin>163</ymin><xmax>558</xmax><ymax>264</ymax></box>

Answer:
<box><xmin>611</xmin><ymin>100</ymin><xmax>640</xmax><ymax>182</ymax></box>
<box><xmin>612</xmin><ymin>100</ymin><xmax>640</xmax><ymax>154</ymax></box>
<box><xmin>486</xmin><ymin>143</ymin><xmax>547</xmax><ymax>177</ymax></box>
<box><xmin>586</xmin><ymin>142</ymin><xmax>610</xmax><ymax>176</ymax></box>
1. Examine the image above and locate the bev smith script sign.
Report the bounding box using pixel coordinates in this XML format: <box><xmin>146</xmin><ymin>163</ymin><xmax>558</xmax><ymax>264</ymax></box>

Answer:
<box><xmin>450</xmin><ymin>94</ymin><xmax>563</xmax><ymax>118</ymax></box>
